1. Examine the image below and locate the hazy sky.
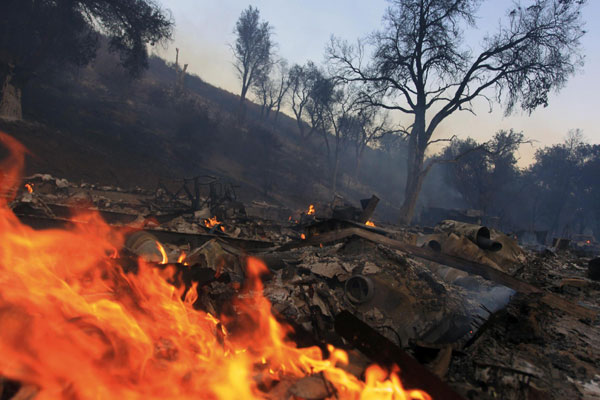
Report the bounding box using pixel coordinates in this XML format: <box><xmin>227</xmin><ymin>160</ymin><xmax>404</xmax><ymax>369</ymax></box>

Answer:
<box><xmin>154</xmin><ymin>0</ymin><xmax>600</xmax><ymax>166</ymax></box>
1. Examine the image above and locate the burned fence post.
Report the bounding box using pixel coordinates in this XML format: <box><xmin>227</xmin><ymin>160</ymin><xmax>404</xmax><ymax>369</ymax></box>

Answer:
<box><xmin>358</xmin><ymin>195</ymin><xmax>379</xmax><ymax>224</ymax></box>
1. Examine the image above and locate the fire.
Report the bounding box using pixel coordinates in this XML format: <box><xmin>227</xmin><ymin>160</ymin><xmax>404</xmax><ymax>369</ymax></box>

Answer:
<box><xmin>365</xmin><ymin>220</ymin><xmax>376</xmax><ymax>227</ymax></box>
<box><xmin>155</xmin><ymin>240</ymin><xmax>168</xmax><ymax>264</ymax></box>
<box><xmin>178</xmin><ymin>251</ymin><xmax>187</xmax><ymax>264</ymax></box>
<box><xmin>204</xmin><ymin>216</ymin><xmax>226</xmax><ymax>232</ymax></box>
<box><xmin>25</xmin><ymin>182</ymin><xmax>34</xmax><ymax>193</ymax></box>
<box><xmin>307</xmin><ymin>204</ymin><xmax>315</xmax><ymax>215</ymax></box>
<box><xmin>0</xmin><ymin>133</ymin><xmax>430</xmax><ymax>400</ymax></box>
<box><xmin>301</xmin><ymin>233</ymin><xmax>306</xmax><ymax>240</ymax></box>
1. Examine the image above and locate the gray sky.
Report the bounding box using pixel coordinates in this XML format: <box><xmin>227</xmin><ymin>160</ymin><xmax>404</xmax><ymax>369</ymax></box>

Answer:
<box><xmin>154</xmin><ymin>0</ymin><xmax>600</xmax><ymax>166</ymax></box>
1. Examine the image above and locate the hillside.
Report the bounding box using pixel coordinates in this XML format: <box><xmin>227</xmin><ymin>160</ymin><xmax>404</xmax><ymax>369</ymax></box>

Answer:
<box><xmin>0</xmin><ymin>47</ymin><xmax>455</xmax><ymax>222</ymax></box>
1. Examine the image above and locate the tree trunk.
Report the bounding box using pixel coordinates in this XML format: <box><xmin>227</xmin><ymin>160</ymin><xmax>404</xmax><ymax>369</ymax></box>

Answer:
<box><xmin>0</xmin><ymin>70</ymin><xmax>22</xmax><ymax>121</ymax></box>
<box><xmin>296</xmin><ymin>119</ymin><xmax>305</xmax><ymax>137</ymax></box>
<box><xmin>332</xmin><ymin>150</ymin><xmax>340</xmax><ymax>194</ymax></box>
<box><xmin>354</xmin><ymin>144</ymin><xmax>365</xmax><ymax>180</ymax></box>
<box><xmin>293</xmin><ymin>109</ymin><xmax>305</xmax><ymax>138</ymax></box>
<box><xmin>398</xmin><ymin>154</ymin><xmax>426</xmax><ymax>225</ymax></box>
<box><xmin>398</xmin><ymin>111</ymin><xmax>426</xmax><ymax>225</ymax></box>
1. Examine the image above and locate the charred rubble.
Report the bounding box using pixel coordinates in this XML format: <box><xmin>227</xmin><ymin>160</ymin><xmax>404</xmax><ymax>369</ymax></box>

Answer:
<box><xmin>4</xmin><ymin>173</ymin><xmax>600</xmax><ymax>400</ymax></box>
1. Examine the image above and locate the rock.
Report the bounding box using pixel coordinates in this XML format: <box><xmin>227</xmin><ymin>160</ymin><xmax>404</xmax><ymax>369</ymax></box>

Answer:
<box><xmin>362</xmin><ymin>261</ymin><xmax>381</xmax><ymax>274</ymax></box>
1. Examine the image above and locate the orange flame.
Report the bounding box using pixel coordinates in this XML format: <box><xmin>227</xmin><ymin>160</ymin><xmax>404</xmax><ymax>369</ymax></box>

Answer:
<box><xmin>301</xmin><ymin>233</ymin><xmax>306</xmax><ymax>240</ymax></box>
<box><xmin>0</xmin><ymin>133</ymin><xmax>431</xmax><ymax>400</ymax></box>
<box><xmin>155</xmin><ymin>240</ymin><xmax>168</xmax><ymax>264</ymax></box>
<box><xmin>177</xmin><ymin>251</ymin><xmax>187</xmax><ymax>264</ymax></box>
<box><xmin>307</xmin><ymin>204</ymin><xmax>315</xmax><ymax>215</ymax></box>
<box><xmin>204</xmin><ymin>216</ymin><xmax>226</xmax><ymax>232</ymax></box>
<box><xmin>366</xmin><ymin>220</ymin><xmax>376</xmax><ymax>227</ymax></box>
<box><xmin>108</xmin><ymin>246</ymin><xmax>119</xmax><ymax>259</ymax></box>
<box><xmin>25</xmin><ymin>183</ymin><xmax>34</xmax><ymax>193</ymax></box>
<box><xmin>0</xmin><ymin>133</ymin><xmax>27</xmax><ymax>203</ymax></box>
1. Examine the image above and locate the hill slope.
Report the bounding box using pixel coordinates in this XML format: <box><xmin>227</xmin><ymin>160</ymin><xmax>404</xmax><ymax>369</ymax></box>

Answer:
<box><xmin>0</xmin><ymin>49</ymin><xmax>455</xmax><ymax>221</ymax></box>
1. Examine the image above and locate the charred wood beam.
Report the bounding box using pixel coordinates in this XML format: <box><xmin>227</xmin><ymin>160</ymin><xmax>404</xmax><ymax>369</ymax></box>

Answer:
<box><xmin>303</xmin><ymin>218</ymin><xmax>388</xmax><ymax>240</ymax></box>
<box><xmin>335</xmin><ymin>310</ymin><xmax>465</xmax><ymax>400</ymax></box>
<box><xmin>16</xmin><ymin>213</ymin><xmax>273</xmax><ymax>252</ymax></box>
<box><xmin>358</xmin><ymin>195</ymin><xmax>379</xmax><ymax>223</ymax></box>
<box><xmin>146</xmin><ymin>229</ymin><xmax>273</xmax><ymax>252</ymax></box>
<box><xmin>298</xmin><ymin>228</ymin><xmax>596</xmax><ymax>320</ymax></box>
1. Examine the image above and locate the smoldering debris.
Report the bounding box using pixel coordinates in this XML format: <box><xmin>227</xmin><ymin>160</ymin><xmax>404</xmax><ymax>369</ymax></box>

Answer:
<box><xmin>4</xmin><ymin>174</ymin><xmax>600</xmax><ymax>400</ymax></box>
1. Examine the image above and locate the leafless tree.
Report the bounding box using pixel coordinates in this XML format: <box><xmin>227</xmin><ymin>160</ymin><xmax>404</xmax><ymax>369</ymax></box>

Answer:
<box><xmin>288</xmin><ymin>61</ymin><xmax>320</xmax><ymax>138</ymax></box>
<box><xmin>271</xmin><ymin>59</ymin><xmax>291</xmax><ymax>121</ymax></box>
<box><xmin>340</xmin><ymin>104</ymin><xmax>395</xmax><ymax>179</ymax></box>
<box><xmin>439</xmin><ymin>130</ymin><xmax>526</xmax><ymax>215</ymax></box>
<box><xmin>174</xmin><ymin>48</ymin><xmax>188</xmax><ymax>96</ymax></box>
<box><xmin>321</xmin><ymin>80</ymin><xmax>354</xmax><ymax>193</ymax></box>
<box><xmin>329</xmin><ymin>0</ymin><xmax>586</xmax><ymax>224</ymax></box>
<box><xmin>232</xmin><ymin>6</ymin><xmax>273</xmax><ymax>108</ymax></box>
<box><xmin>253</xmin><ymin>58</ymin><xmax>290</xmax><ymax>120</ymax></box>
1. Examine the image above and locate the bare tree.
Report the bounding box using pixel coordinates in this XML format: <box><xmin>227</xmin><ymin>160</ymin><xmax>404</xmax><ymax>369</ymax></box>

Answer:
<box><xmin>252</xmin><ymin>58</ymin><xmax>290</xmax><ymax>120</ymax></box>
<box><xmin>232</xmin><ymin>6</ymin><xmax>273</xmax><ymax>108</ymax></box>
<box><xmin>272</xmin><ymin>59</ymin><xmax>290</xmax><ymax>121</ymax></box>
<box><xmin>341</xmin><ymin>104</ymin><xmax>394</xmax><ymax>179</ymax></box>
<box><xmin>253</xmin><ymin>71</ymin><xmax>275</xmax><ymax>119</ymax></box>
<box><xmin>440</xmin><ymin>130</ymin><xmax>525</xmax><ymax>215</ymax></box>
<box><xmin>321</xmin><ymin>80</ymin><xmax>353</xmax><ymax>193</ymax></box>
<box><xmin>288</xmin><ymin>62</ymin><xmax>320</xmax><ymax>138</ymax></box>
<box><xmin>329</xmin><ymin>0</ymin><xmax>586</xmax><ymax>224</ymax></box>
<box><xmin>174</xmin><ymin>48</ymin><xmax>188</xmax><ymax>96</ymax></box>
<box><xmin>306</xmin><ymin>71</ymin><xmax>337</xmax><ymax>159</ymax></box>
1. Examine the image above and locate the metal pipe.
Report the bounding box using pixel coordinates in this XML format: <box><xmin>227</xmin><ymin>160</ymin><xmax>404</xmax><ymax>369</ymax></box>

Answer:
<box><xmin>437</xmin><ymin>220</ymin><xmax>503</xmax><ymax>252</ymax></box>
<box><xmin>344</xmin><ymin>275</ymin><xmax>375</xmax><ymax>304</ymax></box>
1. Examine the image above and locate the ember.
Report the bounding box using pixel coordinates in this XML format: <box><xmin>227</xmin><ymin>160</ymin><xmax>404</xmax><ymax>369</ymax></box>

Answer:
<box><xmin>307</xmin><ymin>204</ymin><xmax>315</xmax><ymax>215</ymax></box>
<box><xmin>0</xmin><ymin>133</ymin><xmax>430</xmax><ymax>399</ymax></box>
<box><xmin>365</xmin><ymin>220</ymin><xmax>376</xmax><ymax>227</ymax></box>
<box><xmin>24</xmin><ymin>183</ymin><xmax>33</xmax><ymax>193</ymax></box>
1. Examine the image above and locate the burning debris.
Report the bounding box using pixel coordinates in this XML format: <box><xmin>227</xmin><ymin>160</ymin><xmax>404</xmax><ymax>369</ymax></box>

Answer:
<box><xmin>1</xmin><ymin>132</ymin><xmax>599</xmax><ymax>400</ymax></box>
<box><xmin>204</xmin><ymin>215</ymin><xmax>226</xmax><ymax>232</ymax></box>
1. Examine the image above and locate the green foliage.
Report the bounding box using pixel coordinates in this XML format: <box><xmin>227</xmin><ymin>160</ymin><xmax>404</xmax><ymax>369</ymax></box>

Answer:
<box><xmin>0</xmin><ymin>0</ymin><xmax>173</xmax><ymax>82</ymax></box>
